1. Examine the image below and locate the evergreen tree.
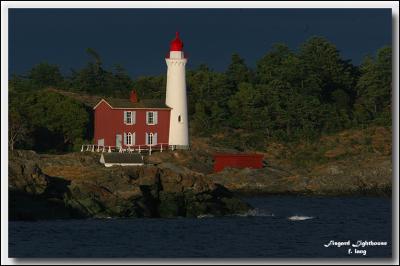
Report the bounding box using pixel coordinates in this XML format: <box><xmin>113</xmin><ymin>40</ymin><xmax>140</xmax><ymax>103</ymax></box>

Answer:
<box><xmin>191</xmin><ymin>101</ymin><xmax>210</xmax><ymax>135</ymax></box>
<box><xmin>225</xmin><ymin>53</ymin><xmax>252</xmax><ymax>93</ymax></box>
<box><xmin>23</xmin><ymin>91</ymin><xmax>89</xmax><ymax>151</ymax></box>
<box><xmin>354</xmin><ymin>46</ymin><xmax>392</xmax><ymax>126</ymax></box>
<box><xmin>298</xmin><ymin>36</ymin><xmax>354</xmax><ymax>103</ymax></box>
<box><xmin>256</xmin><ymin>43</ymin><xmax>301</xmax><ymax>86</ymax></box>
<box><xmin>132</xmin><ymin>75</ymin><xmax>166</xmax><ymax>99</ymax></box>
<box><xmin>8</xmin><ymin>39</ymin><xmax>392</xmax><ymax>153</ymax></box>
<box><xmin>28</xmin><ymin>62</ymin><xmax>64</xmax><ymax>89</ymax></box>
<box><xmin>111</xmin><ymin>64</ymin><xmax>134</xmax><ymax>97</ymax></box>
<box><xmin>228</xmin><ymin>82</ymin><xmax>263</xmax><ymax>130</ymax></box>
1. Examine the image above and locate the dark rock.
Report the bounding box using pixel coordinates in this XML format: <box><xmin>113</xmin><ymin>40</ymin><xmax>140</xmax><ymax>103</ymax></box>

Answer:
<box><xmin>8</xmin><ymin>150</ymin><xmax>252</xmax><ymax>220</ymax></box>
<box><xmin>158</xmin><ymin>192</ymin><xmax>186</xmax><ymax>218</ymax></box>
<box><xmin>210</xmin><ymin>158</ymin><xmax>392</xmax><ymax>197</ymax></box>
<box><xmin>9</xmin><ymin>190</ymin><xmax>86</xmax><ymax>221</ymax></box>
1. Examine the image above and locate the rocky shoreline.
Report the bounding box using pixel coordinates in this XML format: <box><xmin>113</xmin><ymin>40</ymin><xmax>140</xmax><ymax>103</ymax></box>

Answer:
<box><xmin>209</xmin><ymin>158</ymin><xmax>392</xmax><ymax>198</ymax></box>
<box><xmin>9</xmin><ymin>139</ymin><xmax>392</xmax><ymax>221</ymax></box>
<box><xmin>146</xmin><ymin>140</ymin><xmax>392</xmax><ymax>198</ymax></box>
<box><xmin>9</xmin><ymin>150</ymin><xmax>251</xmax><ymax>221</ymax></box>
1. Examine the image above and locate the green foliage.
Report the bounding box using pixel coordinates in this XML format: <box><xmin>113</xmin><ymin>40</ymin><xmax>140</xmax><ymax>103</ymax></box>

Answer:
<box><xmin>9</xmin><ymin>62</ymin><xmax>64</xmax><ymax>92</ymax></box>
<box><xmin>9</xmin><ymin>91</ymin><xmax>89</xmax><ymax>152</ymax></box>
<box><xmin>68</xmin><ymin>48</ymin><xmax>134</xmax><ymax>97</ymax></box>
<box><xmin>8</xmin><ymin>40</ymin><xmax>392</xmax><ymax>153</ymax></box>
<box><xmin>191</xmin><ymin>101</ymin><xmax>210</xmax><ymax>136</ymax></box>
<box><xmin>9</xmin><ymin>74</ymin><xmax>37</xmax><ymax>92</ymax></box>
<box><xmin>354</xmin><ymin>46</ymin><xmax>392</xmax><ymax>126</ymax></box>
<box><xmin>187</xmin><ymin>65</ymin><xmax>231</xmax><ymax>133</ymax></box>
<box><xmin>228</xmin><ymin>82</ymin><xmax>263</xmax><ymax>130</ymax></box>
<box><xmin>226</xmin><ymin>53</ymin><xmax>253</xmax><ymax>92</ymax></box>
<box><xmin>256</xmin><ymin>43</ymin><xmax>301</xmax><ymax>85</ymax></box>
<box><xmin>28</xmin><ymin>62</ymin><xmax>64</xmax><ymax>89</ymax></box>
<box><xmin>132</xmin><ymin>75</ymin><xmax>166</xmax><ymax>99</ymax></box>
<box><xmin>299</xmin><ymin>36</ymin><xmax>354</xmax><ymax>101</ymax></box>
<box><xmin>9</xmin><ymin>104</ymin><xmax>30</xmax><ymax>151</ymax></box>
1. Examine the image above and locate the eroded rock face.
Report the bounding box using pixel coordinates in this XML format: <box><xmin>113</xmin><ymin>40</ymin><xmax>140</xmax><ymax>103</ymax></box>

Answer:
<box><xmin>210</xmin><ymin>156</ymin><xmax>392</xmax><ymax>197</ymax></box>
<box><xmin>9</xmin><ymin>150</ymin><xmax>252</xmax><ymax>220</ymax></box>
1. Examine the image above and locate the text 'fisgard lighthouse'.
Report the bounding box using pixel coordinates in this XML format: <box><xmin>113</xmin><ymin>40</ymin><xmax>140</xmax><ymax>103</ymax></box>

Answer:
<box><xmin>92</xmin><ymin>32</ymin><xmax>189</xmax><ymax>154</ymax></box>
<box><xmin>165</xmin><ymin>32</ymin><xmax>189</xmax><ymax>149</ymax></box>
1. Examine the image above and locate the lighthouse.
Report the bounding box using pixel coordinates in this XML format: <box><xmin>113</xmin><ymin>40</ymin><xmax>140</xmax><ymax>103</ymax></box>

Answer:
<box><xmin>165</xmin><ymin>32</ymin><xmax>189</xmax><ymax>149</ymax></box>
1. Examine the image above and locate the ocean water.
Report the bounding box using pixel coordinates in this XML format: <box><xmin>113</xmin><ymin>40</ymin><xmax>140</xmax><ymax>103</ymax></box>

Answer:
<box><xmin>9</xmin><ymin>196</ymin><xmax>392</xmax><ymax>258</ymax></box>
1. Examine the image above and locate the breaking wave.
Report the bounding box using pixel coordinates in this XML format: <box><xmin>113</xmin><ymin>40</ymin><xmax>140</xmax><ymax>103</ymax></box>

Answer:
<box><xmin>287</xmin><ymin>215</ymin><xmax>315</xmax><ymax>221</ymax></box>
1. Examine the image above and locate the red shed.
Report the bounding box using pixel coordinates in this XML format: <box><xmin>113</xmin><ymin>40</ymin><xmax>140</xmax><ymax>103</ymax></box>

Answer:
<box><xmin>213</xmin><ymin>153</ymin><xmax>264</xmax><ymax>172</ymax></box>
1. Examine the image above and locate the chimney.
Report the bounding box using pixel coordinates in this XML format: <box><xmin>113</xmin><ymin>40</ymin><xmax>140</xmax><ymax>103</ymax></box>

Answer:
<box><xmin>130</xmin><ymin>90</ymin><xmax>138</xmax><ymax>103</ymax></box>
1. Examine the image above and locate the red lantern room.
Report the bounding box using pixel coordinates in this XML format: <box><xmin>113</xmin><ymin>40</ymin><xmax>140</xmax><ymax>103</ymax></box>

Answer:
<box><xmin>170</xmin><ymin>32</ymin><xmax>184</xmax><ymax>51</ymax></box>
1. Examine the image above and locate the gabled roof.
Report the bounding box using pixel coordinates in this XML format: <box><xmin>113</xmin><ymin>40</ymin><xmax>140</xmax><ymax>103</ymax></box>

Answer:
<box><xmin>44</xmin><ymin>89</ymin><xmax>170</xmax><ymax>110</ymax></box>
<box><xmin>106</xmin><ymin>98</ymin><xmax>169</xmax><ymax>109</ymax></box>
<box><xmin>100</xmin><ymin>153</ymin><xmax>144</xmax><ymax>164</ymax></box>
<box><xmin>94</xmin><ymin>98</ymin><xmax>170</xmax><ymax>110</ymax></box>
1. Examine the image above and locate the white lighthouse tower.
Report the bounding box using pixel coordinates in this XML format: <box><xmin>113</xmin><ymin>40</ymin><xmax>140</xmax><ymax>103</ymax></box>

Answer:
<box><xmin>165</xmin><ymin>32</ymin><xmax>189</xmax><ymax>149</ymax></box>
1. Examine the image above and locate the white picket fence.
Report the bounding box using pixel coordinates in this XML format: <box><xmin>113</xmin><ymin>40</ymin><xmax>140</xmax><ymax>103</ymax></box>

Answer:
<box><xmin>80</xmin><ymin>143</ymin><xmax>170</xmax><ymax>155</ymax></box>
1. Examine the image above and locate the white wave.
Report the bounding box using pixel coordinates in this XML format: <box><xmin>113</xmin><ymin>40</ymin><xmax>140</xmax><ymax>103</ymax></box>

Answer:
<box><xmin>287</xmin><ymin>215</ymin><xmax>314</xmax><ymax>221</ymax></box>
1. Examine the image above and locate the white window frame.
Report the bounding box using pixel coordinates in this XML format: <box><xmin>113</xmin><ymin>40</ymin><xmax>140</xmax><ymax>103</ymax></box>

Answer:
<box><xmin>146</xmin><ymin>111</ymin><xmax>158</xmax><ymax>125</ymax></box>
<box><xmin>147</xmin><ymin>133</ymin><xmax>153</xmax><ymax>146</ymax></box>
<box><xmin>125</xmin><ymin>132</ymin><xmax>135</xmax><ymax>146</ymax></box>
<box><xmin>127</xmin><ymin>132</ymin><xmax>132</xmax><ymax>146</ymax></box>
<box><xmin>146</xmin><ymin>132</ymin><xmax>157</xmax><ymax>146</ymax></box>
<box><xmin>124</xmin><ymin>111</ymin><xmax>135</xmax><ymax>125</ymax></box>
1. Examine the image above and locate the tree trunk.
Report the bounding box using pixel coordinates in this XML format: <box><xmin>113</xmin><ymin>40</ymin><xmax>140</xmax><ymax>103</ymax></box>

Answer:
<box><xmin>9</xmin><ymin>132</ymin><xmax>17</xmax><ymax>151</ymax></box>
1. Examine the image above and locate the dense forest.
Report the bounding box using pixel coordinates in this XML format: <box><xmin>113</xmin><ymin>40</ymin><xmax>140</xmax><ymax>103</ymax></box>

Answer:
<box><xmin>9</xmin><ymin>36</ymin><xmax>392</xmax><ymax>153</ymax></box>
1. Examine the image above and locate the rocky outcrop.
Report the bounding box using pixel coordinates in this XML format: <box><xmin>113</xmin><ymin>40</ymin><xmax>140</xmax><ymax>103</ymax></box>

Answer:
<box><xmin>9</xmin><ymin>150</ymin><xmax>252</xmax><ymax>221</ymax></box>
<box><xmin>210</xmin><ymin>156</ymin><xmax>392</xmax><ymax>197</ymax></box>
<box><xmin>9</xmin><ymin>150</ymin><xmax>86</xmax><ymax>220</ymax></box>
<box><xmin>159</xmin><ymin>129</ymin><xmax>392</xmax><ymax>197</ymax></box>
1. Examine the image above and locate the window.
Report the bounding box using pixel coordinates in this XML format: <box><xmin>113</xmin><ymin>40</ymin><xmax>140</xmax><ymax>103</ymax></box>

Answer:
<box><xmin>126</xmin><ymin>133</ymin><xmax>132</xmax><ymax>146</ymax></box>
<box><xmin>147</xmin><ymin>133</ymin><xmax>153</xmax><ymax>145</ymax></box>
<box><xmin>146</xmin><ymin>111</ymin><xmax>158</xmax><ymax>125</ymax></box>
<box><xmin>124</xmin><ymin>111</ymin><xmax>135</xmax><ymax>125</ymax></box>
<box><xmin>124</xmin><ymin>132</ymin><xmax>135</xmax><ymax>146</ymax></box>
<box><xmin>148</xmin><ymin>112</ymin><xmax>154</xmax><ymax>124</ymax></box>
<box><xmin>146</xmin><ymin>132</ymin><xmax>158</xmax><ymax>146</ymax></box>
<box><xmin>178</xmin><ymin>115</ymin><xmax>182</xmax><ymax>123</ymax></box>
<box><xmin>126</xmin><ymin>112</ymin><xmax>132</xmax><ymax>124</ymax></box>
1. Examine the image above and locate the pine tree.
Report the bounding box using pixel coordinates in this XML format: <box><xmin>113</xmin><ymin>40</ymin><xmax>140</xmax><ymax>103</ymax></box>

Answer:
<box><xmin>354</xmin><ymin>46</ymin><xmax>392</xmax><ymax>126</ymax></box>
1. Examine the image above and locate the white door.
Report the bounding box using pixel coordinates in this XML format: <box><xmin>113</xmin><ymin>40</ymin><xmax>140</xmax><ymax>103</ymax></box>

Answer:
<box><xmin>98</xmin><ymin>138</ymin><xmax>104</xmax><ymax>146</ymax></box>
<box><xmin>116</xmin><ymin>134</ymin><xmax>122</xmax><ymax>148</ymax></box>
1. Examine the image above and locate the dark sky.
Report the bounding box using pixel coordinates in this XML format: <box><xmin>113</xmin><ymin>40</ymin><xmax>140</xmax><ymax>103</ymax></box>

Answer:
<box><xmin>9</xmin><ymin>8</ymin><xmax>392</xmax><ymax>78</ymax></box>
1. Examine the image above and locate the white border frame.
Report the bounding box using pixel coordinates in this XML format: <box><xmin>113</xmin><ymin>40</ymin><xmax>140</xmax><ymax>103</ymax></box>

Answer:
<box><xmin>1</xmin><ymin>1</ymin><xmax>399</xmax><ymax>265</ymax></box>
